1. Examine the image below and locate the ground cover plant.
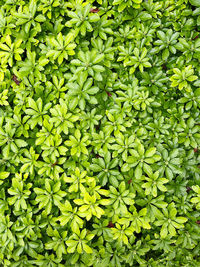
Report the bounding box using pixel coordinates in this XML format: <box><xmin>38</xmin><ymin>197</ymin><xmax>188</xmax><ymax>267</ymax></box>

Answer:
<box><xmin>0</xmin><ymin>0</ymin><xmax>200</xmax><ymax>266</ymax></box>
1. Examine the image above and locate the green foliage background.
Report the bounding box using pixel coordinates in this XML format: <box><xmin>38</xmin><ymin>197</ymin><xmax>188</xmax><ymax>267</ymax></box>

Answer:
<box><xmin>0</xmin><ymin>0</ymin><xmax>200</xmax><ymax>266</ymax></box>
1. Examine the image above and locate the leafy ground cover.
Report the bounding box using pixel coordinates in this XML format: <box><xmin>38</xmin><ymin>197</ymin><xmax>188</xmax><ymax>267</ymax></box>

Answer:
<box><xmin>0</xmin><ymin>0</ymin><xmax>200</xmax><ymax>266</ymax></box>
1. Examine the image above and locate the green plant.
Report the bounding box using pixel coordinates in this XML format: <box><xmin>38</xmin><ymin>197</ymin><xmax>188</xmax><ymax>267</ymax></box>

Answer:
<box><xmin>141</xmin><ymin>170</ymin><xmax>169</xmax><ymax>197</ymax></box>
<box><xmin>0</xmin><ymin>35</ymin><xmax>23</xmax><ymax>67</ymax></box>
<box><xmin>113</xmin><ymin>0</ymin><xmax>143</xmax><ymax>12</ymax></box>
<box><xmin>154</xmin><ymin>203</ymin><xmax>188</xmax><ymax>238</ymax></box>
<box><xmin>170</xmin><ymin>65</ymin><xmax>198</xmax><ymax>92</ymax></box>
<box><xmin>44</xmin><ymin>32</ymin><xmax>76</xmax><ymax>64</ymax></box>
<box><xmin>0</xmin><ymin>0</ymin><xmax>200</xmax><ymax>265</ymax></box>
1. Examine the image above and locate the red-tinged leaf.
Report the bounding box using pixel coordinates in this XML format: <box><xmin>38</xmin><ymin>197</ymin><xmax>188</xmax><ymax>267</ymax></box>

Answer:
<box><xmin>90</xmin><ymin>8</ymin><xmax>99</xmax><ymax>13</ymax></box>
<box><xmin>106</xmin><ymin>91</ymin><xmax>112</xmax><ymax>97</ymax></box>
<box><xmin>186</xmin><ymin>186</ymin><xmax>192</xmax><ymax>193</ymax></box>
<box><xmin>12</xmin><ymin>75</ymin><xmax>21</xmax><ymax>85</ymax></box>
<box><xmin>108</xmin><ymin>221</ymin><xmax>115</xmax><ymax>228</ymax></box>
<box><xmin>193</xmin><ymin>35</ymin><xmax>199</xmax><ymax>40</ymax></box>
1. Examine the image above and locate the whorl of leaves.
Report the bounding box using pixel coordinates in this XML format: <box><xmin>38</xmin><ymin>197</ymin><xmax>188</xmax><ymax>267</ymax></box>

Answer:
<box><xmin>0</xmin><ymin>0</ymin><xmax>200</xmax><ymax>266</ymax></box>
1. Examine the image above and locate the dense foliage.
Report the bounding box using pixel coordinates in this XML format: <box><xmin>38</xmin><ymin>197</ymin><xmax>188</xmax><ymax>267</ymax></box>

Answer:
<box><xmin>0</xmin><ymin>0</ymin><xmax>200</xmax><ymax>266</ymax></box>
